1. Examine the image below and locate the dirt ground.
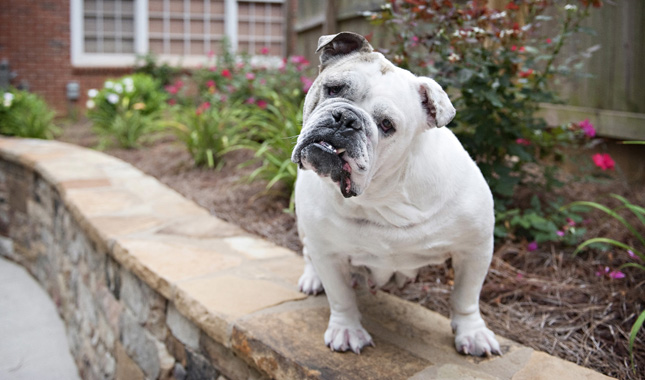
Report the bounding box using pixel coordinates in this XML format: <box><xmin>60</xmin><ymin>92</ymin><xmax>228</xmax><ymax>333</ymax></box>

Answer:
<box><xmin>58</xmin><ymin>119</ymin><xmax>644</xmax><ymax>379</ymax></box>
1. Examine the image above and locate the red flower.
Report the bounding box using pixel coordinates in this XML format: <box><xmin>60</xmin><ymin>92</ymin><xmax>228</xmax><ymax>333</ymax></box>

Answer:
<box><xmin>519</xmin><ymin>69</ymin><xmax>533</xmax><ymax>78</ymax></box>
<box><xmin>261</xmin><ymin>46</ymin><xmax>270</xmax><ymax>55</ymax></box>
<box><xmin>221</xmin><ymin>69</ymin><xmax>232</xmax><ymax>79</ymax></box>
<box><xmin>511</xmin><ymin>45</ymin><xmax>517</xmax><ymax>52</ymax></box>
<box><xmin>196</xmin><ymin>101</ymin><xmax>211</xmax><ymax>115</ymax></box>
<box><xmin>206</xmin><ymin>80</ymin><xmax>215</xmax><ymax>88</ymax></box>
<box><xmin>516</xmin><ymin>138</ymin><xmax>531</xmax><ymax>146</ymax></box>
<box><xmin>257</xmin><ymin>100</ymin><xmax>268</xmax><ymax>109</ymax></box>
<box><xmin>592</xmin><ymin>153</ymin><xmax>615</xmax><ymax>170</ymax></box>
<box><xmin>505</xmin><ymin>2</ymin><xmax>519</xmax><ymax>10</ymax></box>
<box><xmin>546</xmin><ymin>38</ymin><xmax>552</xmax><ymax>44</ymax></box>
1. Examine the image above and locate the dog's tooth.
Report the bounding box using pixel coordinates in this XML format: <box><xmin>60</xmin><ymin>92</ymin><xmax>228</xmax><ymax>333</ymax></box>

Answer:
<box><xmin>336</xmin><ymin>148</ymin><xmax>346</xmax><ymax>154</ymax></box>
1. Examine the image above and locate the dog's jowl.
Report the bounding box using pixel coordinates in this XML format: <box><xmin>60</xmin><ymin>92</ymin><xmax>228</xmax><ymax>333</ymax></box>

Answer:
<box><xmin>291</xmin><ymin>32</ymin><xmax>501</xmax><ymax>356</ymax></box>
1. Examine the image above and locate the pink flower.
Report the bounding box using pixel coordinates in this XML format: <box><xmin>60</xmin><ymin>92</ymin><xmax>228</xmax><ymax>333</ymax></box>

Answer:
<box><xmin>209</xmin><ymin>66</ymin><xmax>216</xmax><ymax>72</ymax></box>
<box><xmin>592</xmin><ymin>153</ymin><xmax>615</xmax><ymax>170</ymax></box>
<box><xmin>165</xmin><ymin>85</ymin><xmax>178</xmax><ymax>95</ymax></box>
<box><xmin>174</xmin><ymin>80</ymin><xmax>184</xmax><ymax>89</ymax></box>
<box><xmin>527</xmin><ymin>241</ymin><xmax>538</xmax><ymax>252</ymax></box>
<box><xmin>546</xmin><ymin>38</ymin><xmax>552</xmax><ymax>44</ymax></box>
<box><xmin>245</xmin><ymin>97</ymin><xmax>256</xmax><ymax>105</ymax></box>
<box><xmin>556</xmin><ymin>230</ymin><xmax>565</xmax><ymax>237</ymax></box>
<box><xmin>261</xmin><ymin>46</ymin><xmax>270</xmax><ymax>55</ymax></box>
<box><xmin>300</xmin><ymin>76</ymin><xmax>314</xmax><ymax>93</ymax></box>
<box><xmin>221</xmin><ymin>69</ymin><xmax>232</xmax><ymax>79</ymax></box>
<box><xmin>596</xmin><ymin>266</ymin><xmax>609</xmax><ymax>277</ymax></box>
<box><xmin>195</xmin><ymin>101</ymin><xmax>211</xmax><ymax>115</ymax></box>
<box><xmin>516</xmin><ymin>138</ymin><xmax>531</xmax><ymax>146</ymax></box>
<box><xmin>206</xmin><ymin>80</ymin><xmax>215</xmax><ymax>88</ymax></box>
<box><xmin>609</xmin><ymin>270</ymin><xmax>625</xmax><ymax>279</ymax></box>
<box><xmin>579</xmin><ymin>118</ymin><xmax>596</xmax><ymax>137</ymax></box>
<box><xmin>566</xmin><ymin>218</ymin><xmax>576</xmax><ymax>226</ymax></box>
<box><xmin>519</xmin><ymin>69</ymin><xmax>533</xmax><ymax>78</ymax></box>
<box><xmin>511</xmin><ymin>45</ymin><xmax>518</xmax><ymax>52</ymax></box>
<box><xmin>519</xmin><ymin>46</ymin><xmax>526</xmax><ymax>53</ymax></box>
<box><xmin>207</xmin><ymin>50</ymin><xmax>215</xmax><ymax>58</ymax></box>
<box><xmin>245</xmin><ymin>72</ymin><xmax>255</xmax><ymax>80</ymax></box>
<box><xmin>257</xmin><ymin>99</ymin><xmax>268</xmax><ymax>109</ymax></box>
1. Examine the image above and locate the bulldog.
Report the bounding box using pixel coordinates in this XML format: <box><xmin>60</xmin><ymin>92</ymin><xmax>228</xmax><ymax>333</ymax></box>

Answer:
<box><xmin>291</xmin><ymin>32</ymin><xmax>501</xmax><ymax>356</ymax></box>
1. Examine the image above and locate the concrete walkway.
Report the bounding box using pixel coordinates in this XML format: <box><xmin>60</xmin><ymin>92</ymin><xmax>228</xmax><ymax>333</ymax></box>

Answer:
<box><xmin>0</xmin><ymin>256</ymin><xmax>80</xmax><ymax>380</ymax></box>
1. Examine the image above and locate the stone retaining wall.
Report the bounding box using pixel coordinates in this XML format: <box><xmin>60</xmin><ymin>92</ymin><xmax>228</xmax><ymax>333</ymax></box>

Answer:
<box><xmin>0</xmin><ymin>137</ymin><xmax>612</xmax><ymax>380</ymax></box>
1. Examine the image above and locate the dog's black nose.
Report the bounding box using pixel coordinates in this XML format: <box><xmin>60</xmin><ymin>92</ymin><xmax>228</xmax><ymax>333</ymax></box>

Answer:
<box><xmin>332</xmin><ymin>109</ymin><xmax>360</xmax><ymax>131</ymax></box>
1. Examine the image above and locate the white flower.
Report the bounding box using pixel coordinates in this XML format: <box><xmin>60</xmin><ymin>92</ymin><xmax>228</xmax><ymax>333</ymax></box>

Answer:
<box><xmin>87</xmin><ymin>89</ymin><xmax>98</xmax><ymax>98</ymax></box>
<box><xmin>448</xmin><ymin>53</ymin><xmax>461</xmax><ymax>62</ymax></box>
<box><xmin>113</xmin><ymin>83</ymin><xmax>123</xmax><ymax>94</ymax></box>
<box><xmin>122</xmin><ymin>77</ymin><xmax>135</xmax><ymax>93</ymax></box>
<box><xmin>86</xmin><ymin>99</ymin><xmax>95</xmax><ymax>109</ymax></box>
<box><xmin>3</xmin><ymin>93</ymin><xmax>14</xmax><ymax>107</ymax></box>
<box><xmin>106</xmin><ymin>93</ymin><xmax>119</xmax><ymax>104</ymax></box>
<box><xmin>104</xmin><ymin>80</ymin><xmax>114</xmax><ymax>89</ymax></box>
<box><xmin>564</xmin><ymin>4</ymin><xmax>578</xmax><ymax>11</ymax></box>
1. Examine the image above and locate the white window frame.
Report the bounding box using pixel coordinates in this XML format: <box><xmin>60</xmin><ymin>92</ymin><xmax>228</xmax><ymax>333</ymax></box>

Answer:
<box><xmin>71</xmin><ymin>0</ymin><xmax>281</xmax><ymax>68</ymax></box>
<box><xmin>71</xmin><ymin>0</ymin><xmax>149</xmax><ymax>67</ymax></box>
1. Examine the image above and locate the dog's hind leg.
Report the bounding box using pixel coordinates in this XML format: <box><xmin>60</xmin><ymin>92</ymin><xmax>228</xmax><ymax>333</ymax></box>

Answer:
<box><xmin>449</xmin><ymin>241</ymin><xmax>501</xmax><ymax>357</ymax></box>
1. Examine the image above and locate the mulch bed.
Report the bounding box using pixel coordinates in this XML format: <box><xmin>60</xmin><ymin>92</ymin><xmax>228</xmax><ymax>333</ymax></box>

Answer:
<box><xmin>58</xmin><ymin>120</ymin><xmax>644</xmax><ymax>379</ymax></box>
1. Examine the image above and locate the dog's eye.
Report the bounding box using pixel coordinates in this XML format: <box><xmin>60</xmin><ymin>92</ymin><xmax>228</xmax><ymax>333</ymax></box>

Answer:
<box><xmin>326</xmin><ymin>85</ymin><xmax>344</xmax><ymax>97</ymax></box>
<box><xmin>379</xmin><ymin>118</ymin><xmax>395</xmax><ymax>134</ymax></box>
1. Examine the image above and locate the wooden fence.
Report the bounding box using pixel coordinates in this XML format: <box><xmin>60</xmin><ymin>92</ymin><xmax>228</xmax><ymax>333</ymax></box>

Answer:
<box><xmin>294</xmin><ymin>0</ymin><xmax>645</xmax><ymax>140</ymax></box>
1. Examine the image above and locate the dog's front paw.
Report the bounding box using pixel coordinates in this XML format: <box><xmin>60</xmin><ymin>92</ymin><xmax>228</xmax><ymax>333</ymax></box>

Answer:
<box><xmin>454</xmin><ymin>325</ymin><xmax>501</xmax><ymax>357</ymax></box>
<box><xmin>298</xmin><ymin>268</ymin><xmax>324</xmax><ymax>295</ymax></box>
<box><xmin>324</xmin><ymin>323</ymin><xmax>374</xmax><ymax>354</ymax></box>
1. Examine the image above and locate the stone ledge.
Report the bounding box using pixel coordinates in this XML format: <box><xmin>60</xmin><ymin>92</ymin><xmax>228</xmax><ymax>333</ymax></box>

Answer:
<box><xmin>0</xmin><ymin>137</ymin><xmax>612</xmax><ymax>380</ymax></box>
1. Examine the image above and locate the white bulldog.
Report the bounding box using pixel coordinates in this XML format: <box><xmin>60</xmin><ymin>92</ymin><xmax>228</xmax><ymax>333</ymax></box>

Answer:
<box><xmin>291</xmin><ymin>32</ymin><xmax>501</xmax><ymax>356</ymax></box>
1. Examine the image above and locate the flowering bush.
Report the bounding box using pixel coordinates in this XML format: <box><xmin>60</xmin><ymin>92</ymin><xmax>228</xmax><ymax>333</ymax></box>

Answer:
<box><xmin>191</xmin><ymin>44</ymin><xmax>313</xmax><ymax>115</ymax></box>
<box><xmin>0</xmin><ymin>88</ymin><xmax>59</xmax><ymax>139</ymax></box>
<box><xmin>87</xmin><ymin>74</ymin><xmax>168</xmax><ymax>148</ymax></box>
<box><xmin>371</xmin><ymin>0</ymin><xmax>601</xmax><ymax>243</ymax></box>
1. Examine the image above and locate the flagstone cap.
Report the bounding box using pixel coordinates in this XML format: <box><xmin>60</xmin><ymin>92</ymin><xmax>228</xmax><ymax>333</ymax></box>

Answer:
<box><xmin>0</xmin><ymin>137</ymin><xmax>613</xmax><ymax>380</ymax></box>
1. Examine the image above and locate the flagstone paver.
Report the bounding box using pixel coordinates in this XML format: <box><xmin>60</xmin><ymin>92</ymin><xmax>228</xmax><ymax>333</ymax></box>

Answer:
<box><xmin>0</xmin><ymin>137</ymin><xmax>614</xmax><ymax>380</ymax></box>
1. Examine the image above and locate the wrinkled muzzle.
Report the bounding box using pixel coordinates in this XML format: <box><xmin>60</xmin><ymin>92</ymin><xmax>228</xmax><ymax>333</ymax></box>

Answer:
<box><xmin>292</xmin><ymin>104</ymin><xmax>368</xmax><ymax>198</ymax></box>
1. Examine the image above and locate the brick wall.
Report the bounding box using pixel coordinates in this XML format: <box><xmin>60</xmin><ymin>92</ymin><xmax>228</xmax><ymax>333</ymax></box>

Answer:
<box><xmin>0</xmin><ymin>0</ymin><xmax>130</xmax><ymax>116</ymax></box>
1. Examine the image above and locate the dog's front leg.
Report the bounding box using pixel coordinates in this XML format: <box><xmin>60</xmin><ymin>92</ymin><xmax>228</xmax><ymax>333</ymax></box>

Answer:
<box><xmin>310</xmin><ymin>254</ymin><xmax>374</xmax><ymax>353</ymax></box>
<box><xmin>450</xmin><ymin>245</ymin><xmax>501</xmax><ymax>356</ymax></box>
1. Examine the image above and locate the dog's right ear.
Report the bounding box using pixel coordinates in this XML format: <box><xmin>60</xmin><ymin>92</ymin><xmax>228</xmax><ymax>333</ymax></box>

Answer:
<box><xmin>316</xmin><ymin>32</ymin><xmax>373</xmax><ymax>67</ymax></box>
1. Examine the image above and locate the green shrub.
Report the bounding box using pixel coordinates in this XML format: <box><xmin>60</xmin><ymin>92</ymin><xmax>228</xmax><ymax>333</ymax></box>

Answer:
<box><xmin>191</xmin><ymin>42</ymin><xmax>313</xmax><ymax>112</ymax></box>
<box><xmin>233</xmin><ymin>92</ymin><xmax>303</xmax><ymax>209</ymax></box>
<box><xmin>168</xmin><ymin>100</ymin><xmax>250</xmax><ymax>168</ymax></box>
<box><xmin>372</xmin><ymin>0</ymin><xmax>600</xmax><ymax>243</ymax></box>
<box><xmin>134</xmin><ymin>53</ymin><xmax>181</xmax><ymax>88</ymax></box>
<box><xmin>86</xmin><ymin>74</ymin><xmax>168</xmax><ymax>149</ymax></box>
<box><xmin>0</xmin><ymin>88</ymin><xmax>59</xmax><ymax>139</ymax></box>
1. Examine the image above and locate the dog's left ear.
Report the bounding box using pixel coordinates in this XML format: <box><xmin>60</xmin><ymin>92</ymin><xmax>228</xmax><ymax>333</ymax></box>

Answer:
<box><xmin>418</xmin><ymin>77</ymin><xmax>456</xmax><ymax>128</ymax></box>
<box><xmin>316</xmin><ymin>32</ymin><xmax>373</xmax><ymax>67</ymax></box>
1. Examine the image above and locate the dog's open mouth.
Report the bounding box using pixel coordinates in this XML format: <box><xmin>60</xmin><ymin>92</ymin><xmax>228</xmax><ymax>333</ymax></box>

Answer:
<box><xmin>305</xmin><ymin>141</ymin><xmax>355</xmax><ymax>198</ymax></box>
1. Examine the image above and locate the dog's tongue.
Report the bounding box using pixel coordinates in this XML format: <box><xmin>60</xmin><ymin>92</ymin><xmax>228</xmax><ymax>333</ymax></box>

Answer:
<box><xmin>301</xmin><ymin>142</ymin><xmax>355</xmax><ymax>198</ymax></box>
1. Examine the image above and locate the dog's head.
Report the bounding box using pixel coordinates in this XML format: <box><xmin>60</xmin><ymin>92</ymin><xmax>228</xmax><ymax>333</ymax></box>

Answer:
<box><xmin>291</xmin><ymin>32</ymin><xmax>455</xmax><ymax>198</ymax></box>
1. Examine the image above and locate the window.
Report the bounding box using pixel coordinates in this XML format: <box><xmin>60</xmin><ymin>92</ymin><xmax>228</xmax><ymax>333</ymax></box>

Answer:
<box><xmin>71</xmin><ymin>0</ymin><xmax>285</xmax><ymax>67</ymax></box>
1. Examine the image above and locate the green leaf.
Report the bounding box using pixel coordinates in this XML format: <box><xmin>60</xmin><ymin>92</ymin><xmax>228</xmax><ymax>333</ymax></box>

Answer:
<box><xmin>629</xmin><ymin>310</ymin><xmax>645</xmax><ymax>371</ymax></box>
